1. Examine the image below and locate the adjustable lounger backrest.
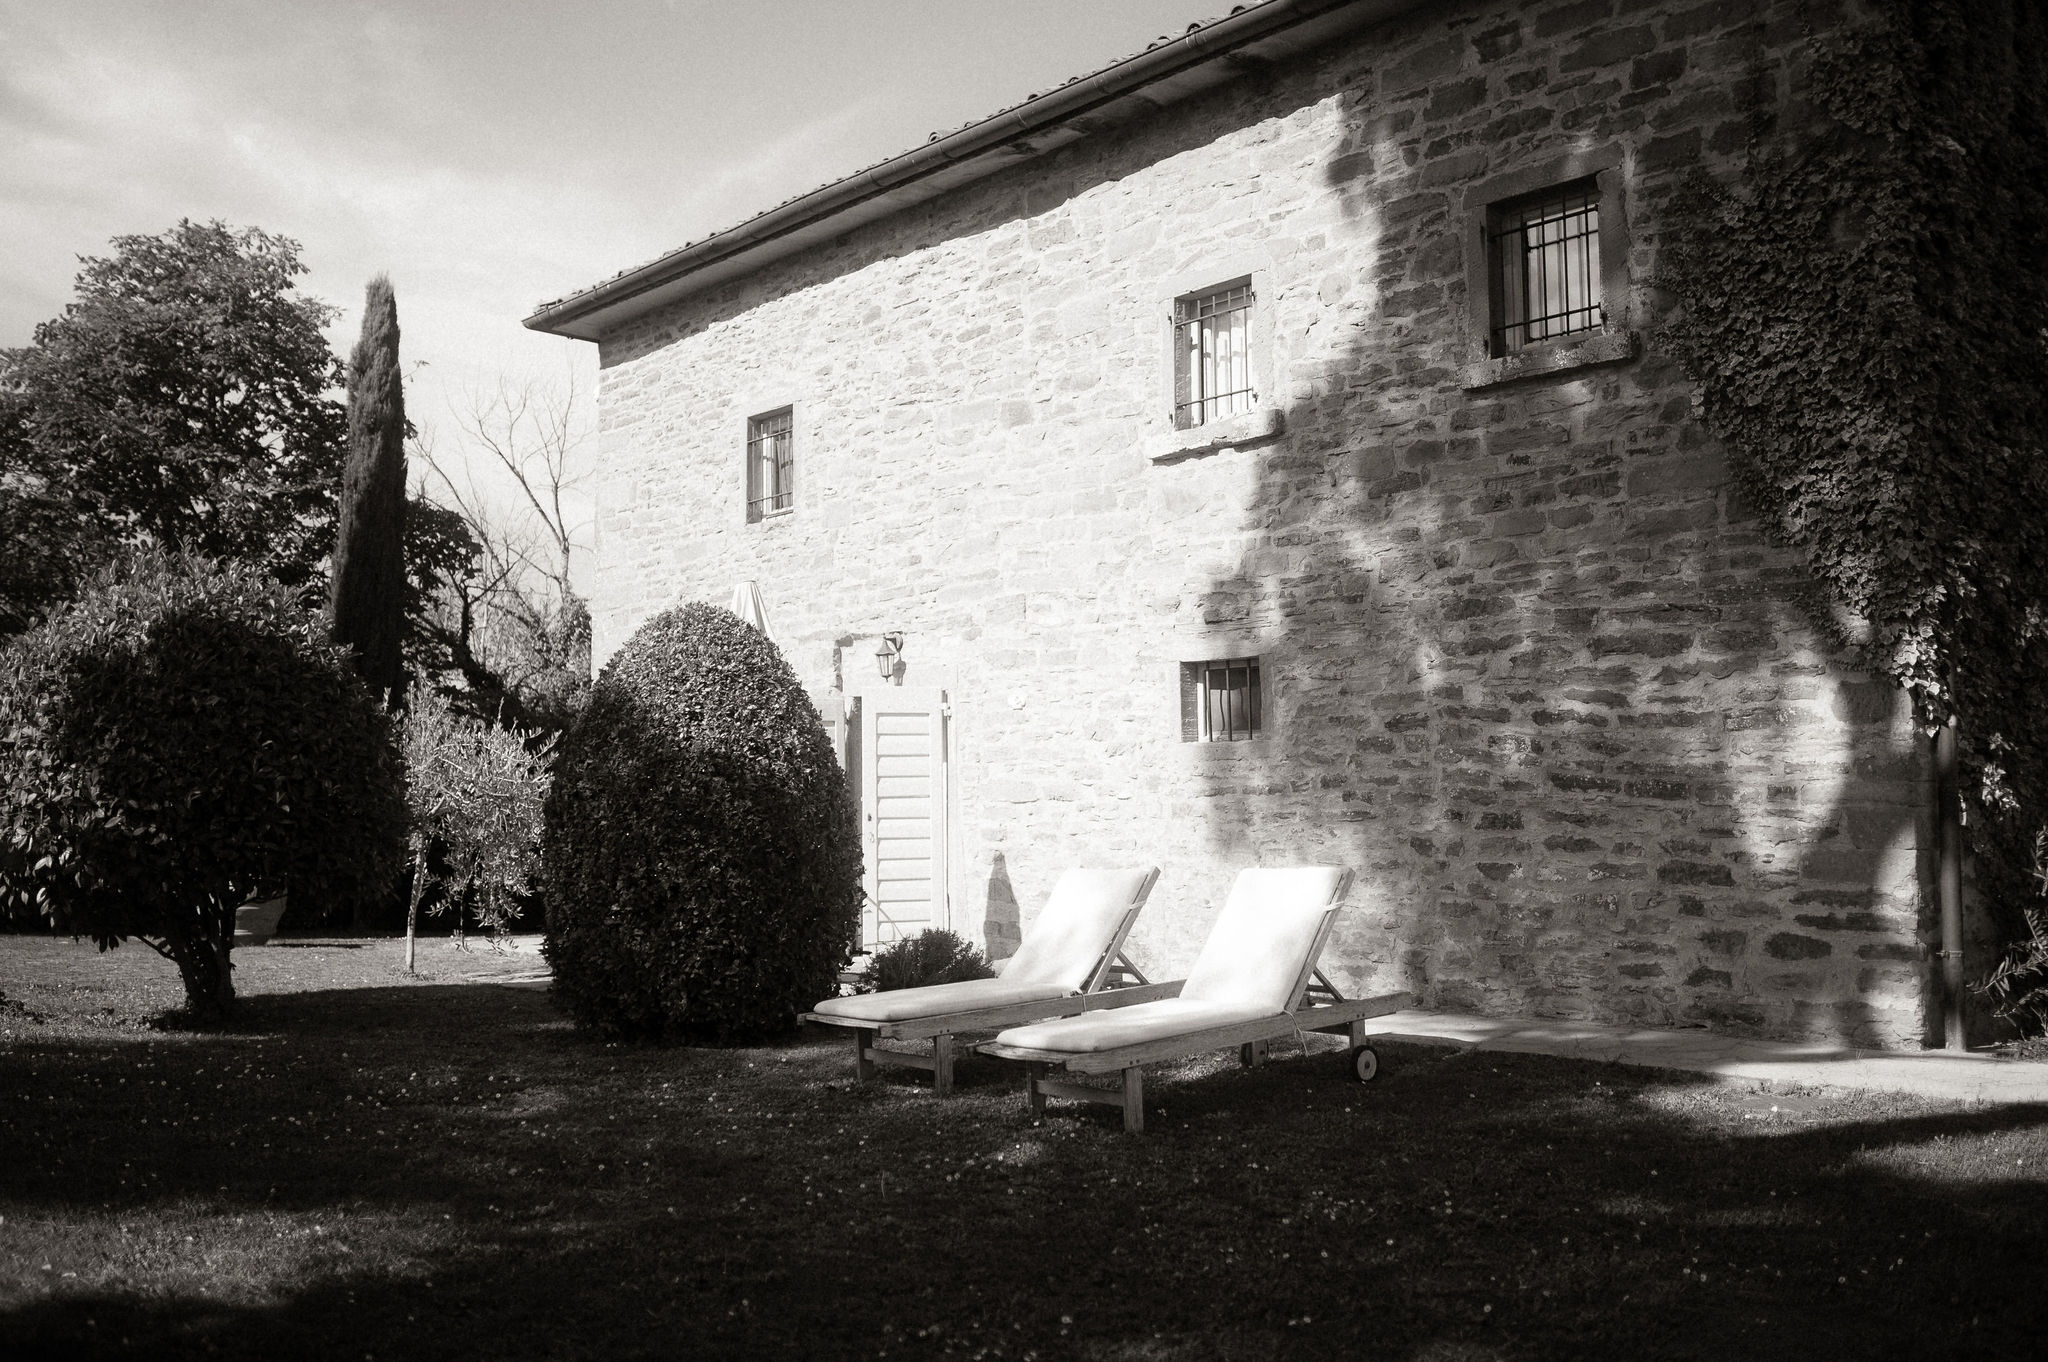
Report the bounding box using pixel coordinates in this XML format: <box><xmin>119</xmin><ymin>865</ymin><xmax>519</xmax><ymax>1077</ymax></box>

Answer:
<box><xmin>996</xmin><ymin>867</ymin><xmax>1160</xmax><ymax>992</ymax></box>
<box><xmin>1178</xmin><ymin>866</ymin><xmax>1353</xmax><ymax>1013</ymax></box>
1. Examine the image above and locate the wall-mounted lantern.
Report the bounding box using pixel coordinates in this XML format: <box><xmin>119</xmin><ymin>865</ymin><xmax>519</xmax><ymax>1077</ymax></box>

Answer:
<box><xmin>875</xmin><ymin>632</ymin><xmax>905</xmax><ymax>680</ymax></box>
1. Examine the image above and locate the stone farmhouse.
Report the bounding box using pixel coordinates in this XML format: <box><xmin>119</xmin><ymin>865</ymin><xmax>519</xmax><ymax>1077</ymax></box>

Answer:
<box><xmin>526</xmin><ymin>0</ymin><xmax>1961</xmax><ymax>1049</ymax></box>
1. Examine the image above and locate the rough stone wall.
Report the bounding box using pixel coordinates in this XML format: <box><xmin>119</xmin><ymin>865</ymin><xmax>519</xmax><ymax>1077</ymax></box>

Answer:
<box><xmin>590</xmin><ymin>0</ymin><xmax>1942</xmax><ymax>1047</ymax></box>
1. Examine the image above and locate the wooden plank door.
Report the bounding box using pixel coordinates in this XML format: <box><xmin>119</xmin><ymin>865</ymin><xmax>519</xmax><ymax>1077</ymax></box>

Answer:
<box><xmin>859</xmin><ymin>687</ymin><xmax>948</xmax><ymax>949</ymax></box>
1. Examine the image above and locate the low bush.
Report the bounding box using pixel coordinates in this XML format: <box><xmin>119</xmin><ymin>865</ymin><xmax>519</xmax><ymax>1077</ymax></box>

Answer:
<box><xmin>1980</xmin><ymin>831</ymin><xmax>2048</xmax><ymax>1033</ymax></box>
<box><xmin>541</xmin><ymin>603</ymin><xmax>861</xmax><ymax>1041</ymax></box>
<box><xmin>0</xmin><ymin>551</ymin><xmax>405</xmax><ymax>1017</ymax></box>
<box><xmin>859</xmin><ymin>929</ymin><xmax>993</xmax><ymax>994</ymax></box>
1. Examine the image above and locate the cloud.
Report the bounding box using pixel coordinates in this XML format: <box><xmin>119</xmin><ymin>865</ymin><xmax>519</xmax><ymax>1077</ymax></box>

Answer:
<box><xmin>0</xmin><ymin>7</ymin><xmax>621</xmax><ymax>506</ymax></box>
<box><xmin>0</xmin><ymin>0</ymin><xmax>1212</xmax><ymax>519</ymax></box>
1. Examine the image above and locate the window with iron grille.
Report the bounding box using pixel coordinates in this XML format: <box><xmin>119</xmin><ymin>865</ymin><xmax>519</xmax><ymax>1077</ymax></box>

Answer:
<box><xmin>745</xmin><ymin>408</ymin><xmax>793</xmax><ymax>521</ymax></box>
<box><xmin>1489</xmin><ymin>180</ymin><xmax>1603</xmax><ymax>354</ymax></box>
<box><xmin>1179</xmin><ymin>657</ymin><xmax>1261</xmax><ymax>742</ymax></box>
<box><xmin>1173</xmin><ymin>280</ymin><xmax>1256</xmax><ymax>429</ymax></box>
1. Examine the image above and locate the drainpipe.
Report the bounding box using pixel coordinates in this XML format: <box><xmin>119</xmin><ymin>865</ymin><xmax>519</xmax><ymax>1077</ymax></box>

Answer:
<box><xmin>1934</xmin><ymin>715</ymin><xmax>1967</xmax><ymax>1049</ymax></box>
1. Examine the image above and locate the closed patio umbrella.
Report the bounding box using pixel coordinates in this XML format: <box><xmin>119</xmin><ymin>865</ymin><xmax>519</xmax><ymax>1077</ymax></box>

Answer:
<box><xmin>728</xmin><ymin>580</ymin><xmax>775</xmax><ymax>641</ymax></box>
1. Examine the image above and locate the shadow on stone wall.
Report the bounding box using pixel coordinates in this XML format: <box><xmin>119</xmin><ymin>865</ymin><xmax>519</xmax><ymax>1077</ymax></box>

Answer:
<box><xmin>1190</xmin><ymin>58</ymin><xmax>1936</xmax><ymax>1048</ymax></box>
<box><xmin>982</xmin><ymin>850</ymin><xmax>1022</xmax><ymax>965</ymax></box>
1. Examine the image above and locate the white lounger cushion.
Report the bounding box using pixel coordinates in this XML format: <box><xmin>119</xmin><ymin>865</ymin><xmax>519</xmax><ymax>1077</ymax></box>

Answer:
<box><xmin>1178</xmin><ymin>866</ymin><xmax>1348</xmax><ymax>1012</ymax></box>
<box><xmin>996</xmin><ymin>867</ymin><xmax>1159</xmax><ymax>991</ymax></box>
<box><xmin>810</xmin><ymin>866</ymin><xmax>1157</xmax><ymax>1024</ymax></box>
<box><xmin>811</xmin><ymin>977</ymin><xmax>1071</xmax><ymax>1024</ymax></box>
<box><xmin>995</xmin><ymin>996</ymin><xmax>1278</xmax><ymax>1053</ymax></box>
<box><xmin>990</xmin><ymin>866</ymin><xmax>1351</xmax><ymax>1057</ymax></box>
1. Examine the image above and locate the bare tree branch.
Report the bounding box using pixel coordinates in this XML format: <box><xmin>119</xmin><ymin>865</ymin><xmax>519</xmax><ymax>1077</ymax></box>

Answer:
<box><xmin>406</xmin><ymin>372</ymin><xmax>593</xmax><ymax>733</ymax></box>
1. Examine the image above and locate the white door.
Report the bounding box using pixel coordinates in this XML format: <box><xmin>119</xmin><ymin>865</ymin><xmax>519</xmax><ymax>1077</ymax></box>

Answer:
<box><xmin>859</xmin><ymin>687</ymin><xmax>948</xmax><ymax>948</ymax></box>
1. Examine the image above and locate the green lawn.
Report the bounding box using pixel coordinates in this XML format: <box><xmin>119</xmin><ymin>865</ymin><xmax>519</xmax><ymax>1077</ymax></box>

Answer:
<box><xmin>2</xmin><ymin>936</ymin><xmax>2045</xmax><ymax>1361</ymax></box>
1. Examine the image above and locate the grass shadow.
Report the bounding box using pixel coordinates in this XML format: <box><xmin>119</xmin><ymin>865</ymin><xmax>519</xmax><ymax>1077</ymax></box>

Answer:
<box><xmin>6</xmin><ymin>972</ymin><xmax>2047</xmax><ymax>1360</ymax></box>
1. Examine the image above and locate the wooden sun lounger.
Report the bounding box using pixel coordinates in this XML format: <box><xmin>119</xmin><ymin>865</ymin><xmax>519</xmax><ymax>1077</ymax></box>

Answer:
<box><xmin>831</xmin><ymin>966</ymin><xmax>1181</xmax><ymax>1094</ymax></box>
<box><xmin>804</xmin><ymin>867</ymin><xmax>1167</xmax><ymax>1095</ymax></box>
<box><xmin>977</xmin><ymin>867</ymin><xmax>1411</xmax><ymax>1132</ymax></box>
<box><xmin>981</xmin><ymin>975</ymin><xmax>1414</xmax><ymax>1132</ymax></box>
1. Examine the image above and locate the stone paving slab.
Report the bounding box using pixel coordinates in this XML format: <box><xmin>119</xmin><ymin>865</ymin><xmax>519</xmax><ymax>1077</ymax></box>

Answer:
<box><xmin>1368</xmin><ymin>1008</ymin><xmax>2048</xmax><ymax>1105</ymax></box>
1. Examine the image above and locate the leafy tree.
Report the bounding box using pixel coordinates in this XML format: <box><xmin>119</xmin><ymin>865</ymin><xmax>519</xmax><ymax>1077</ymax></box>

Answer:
<box><xmin>403</xmin><ymin>491</ymin><xmax>484</xmax><ymax>679</ymax></box>
<box><xmin>0</xmin><ymin>553</ymin><xmax>403</xmax><ymax>1019</ymax></box>
<box><xmin>398</xmin><ymin>682</ymin><xmax>553</xmax><ymax>972</ymax></box>
<box><xmin>0</xmin><ymin>220</ymin><xmax>346</xmax><ymax>630</ymax></box>
<box><xmin>329</xmin><ymin>275</ymin><xmax>408</xmax><ymax>701</ymax></box>
<box><xmin>0</xmin><ymin>433</ymin><xmax>119</xmax><ymax>636</ymax></box>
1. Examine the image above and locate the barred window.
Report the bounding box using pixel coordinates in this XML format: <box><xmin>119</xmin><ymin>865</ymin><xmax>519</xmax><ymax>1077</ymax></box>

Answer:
<box><xmin>746</xmin><ymin>408</ymin><xmax>793</xmax><ymax>521</ymax></box>
<box><xmin>1490</xmin><ymin>181</ymin><xmax>1603</xmax><ymax>354</ymax></box>
<box><xmin>1180</xmin><ymin>657</ymin><xmax>1261</xmax><ymax>743</ymax></box>
<box><xmin>1173</xmin><ymin>280</ymin><xmax>1255</xmax><ymax>429</ymax></box>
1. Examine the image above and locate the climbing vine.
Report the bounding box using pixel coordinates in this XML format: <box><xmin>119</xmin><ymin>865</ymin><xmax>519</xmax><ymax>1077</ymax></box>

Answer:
<box><xmin>1659</xmin><ymin>1</ymin><xmax>2048</xmax><ymax>1024</ymax></box>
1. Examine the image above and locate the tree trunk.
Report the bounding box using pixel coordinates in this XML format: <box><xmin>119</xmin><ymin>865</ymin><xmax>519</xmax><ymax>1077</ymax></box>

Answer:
<box><xmin>405</xmin><ymin>850</ymin><xmax>429</xmax><ymax>974</ymax></box>
<box><xmin>173</xmin><ymin>920</ymin><xmax>236</xmax><ymax>1021</ymax></box>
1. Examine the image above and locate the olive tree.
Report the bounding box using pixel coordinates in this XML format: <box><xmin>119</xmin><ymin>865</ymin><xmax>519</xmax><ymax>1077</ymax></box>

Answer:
<box><xmin>399</xmin><ymin>682</ymin><xmax>552</xmax><ymax>971</ymax></box>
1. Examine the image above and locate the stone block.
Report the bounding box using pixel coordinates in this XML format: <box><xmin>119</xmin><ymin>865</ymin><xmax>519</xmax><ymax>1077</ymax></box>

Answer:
<box><xmin>1793</xmin><ymin>911</ymin><xmax>1886</xmax><ymax>933</ymax></box>
<box><xmin>1536</xmin><ymin>1</ymin><xmax>1618</xmax><ymax>38</ymax></box>
<box><xmin>1683</xmin><ymin>996</ymin><xmax>1767</xmax><ymax>1030</ymax></box>
<box><xmin>1625</xmin><ymin>448</ymin><xmax>1728</xmax><ymax>496</ymax></box>
<box><xmin>1631</xmin><ymin>48</ymin><xmax>1689</xmax><ymax>89</ymax></box>
<box><xmin>1663</xmin><ymin>0</ymin><xmax>1764</xmax><ymax>43</ymax></box>
<box><xmin>1385</xmin><ymin>37</ymin><xmax>1464</xmax><ymax>93</ymax></box>
<box><xmin>1545</xmin><ymin>834</ymin><xmax>1600</xmax><ymax>853</ymax></box>
<box><xmin>1426</xmin><ymin>77</ymin><xmax>1493</xmax><ymax>121</ymax></box>
<box><xmin>1471</xmin><ymin>21</ymin><xmax>1525</xmax><ymax>62</ymax></box>
<box><xmin>1560</xmin><ymin>26</ymin><xmax>1657</xmax><ymax>71</ymax></box>
<box><xmin>1765</xmin><ymin>933</ymin><xmax>1832</xmax><ymax>960</ymax></box>
<box><xmin>1589</xmin><ymin>631</ymin><xmax>1693</xmax><ymax>658</ymax></box>
<box><xmin>1658</xmin><ymin>861</ymin><xmax>1734</xmax><ymax>886</ymax></box>
<box><xmin>1699</xmin><ymin>929</ymin><xmax>1746</xmax><ymax>956</ymax></box>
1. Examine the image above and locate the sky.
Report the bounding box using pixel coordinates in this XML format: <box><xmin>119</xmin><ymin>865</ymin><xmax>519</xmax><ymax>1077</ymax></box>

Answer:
<box><xmin>0</xmin><ymin>0</ymin><xmax>1209</xmax><ymax>515</ymax></box>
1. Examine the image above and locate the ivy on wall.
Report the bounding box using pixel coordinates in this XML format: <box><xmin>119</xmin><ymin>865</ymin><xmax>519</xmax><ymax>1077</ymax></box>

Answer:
<box><xmin>1659</xmin><ymin>1</ymin><xmax>2048</xmax><ymax>1020</ymax></box>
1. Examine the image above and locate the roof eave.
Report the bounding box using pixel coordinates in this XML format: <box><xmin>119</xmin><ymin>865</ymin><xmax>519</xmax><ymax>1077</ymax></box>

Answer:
<box><xmin>522</xmin><ymin>0</ymin><xmax>1424</xmax><ymax>342</ymax></box>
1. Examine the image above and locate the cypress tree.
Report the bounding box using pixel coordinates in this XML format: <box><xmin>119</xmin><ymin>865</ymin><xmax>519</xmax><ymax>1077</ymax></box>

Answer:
<box><xmin>328</xmin><ymin>274</ymin><xmax>407</xmax><ymax>701</ymax></box>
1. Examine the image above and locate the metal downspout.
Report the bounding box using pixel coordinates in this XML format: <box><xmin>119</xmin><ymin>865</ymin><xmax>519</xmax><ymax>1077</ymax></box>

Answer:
<box><xmin>1935</xmin><ymin>716</ymin><xmax>1967</xmax><ymax>1049</ymax></box>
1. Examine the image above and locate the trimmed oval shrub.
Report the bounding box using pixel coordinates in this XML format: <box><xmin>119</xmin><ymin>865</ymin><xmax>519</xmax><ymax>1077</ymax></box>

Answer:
<box><xmin>0</xmin><ymin>552</ymin><xmax>406</xmax><ymax>1017</ymax></box>
<box><xmin>542</xmin><ymin>603</ymin><xmax>861</xmax><ymax>1040</ymax></box>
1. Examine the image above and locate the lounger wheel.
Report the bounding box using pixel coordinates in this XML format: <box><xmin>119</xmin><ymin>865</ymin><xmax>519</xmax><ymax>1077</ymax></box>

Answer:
<box><xmin>1239</xmin><ymin>1042</ymin><xmax>1255</xmax><ymax>1068</ymax></box>
<box><xmin>1348</xmin><ymin>1045</ymin><xmax>1379</xmax><ymax>1084</ymax></box>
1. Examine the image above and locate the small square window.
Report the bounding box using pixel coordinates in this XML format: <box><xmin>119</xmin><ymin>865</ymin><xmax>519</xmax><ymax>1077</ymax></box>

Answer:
<box><xmin>1180</xmin><ymin>658</ymin><xmax>1261</xmax><ymax>742</ymax></box>
<box><xmin>1488</xmin><ymin>180</ymin><xmax>1604</xmax><ymax>355</ymax></box>
<box><xmin>1173</xmin><ymin>280</ymin><xmax>1256</xmax><ymax>430</ymax></box>
<box><xmin>746</xmin><ymin>408</ymin><xmax>793</xmax><ymax>521</ymax></box>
